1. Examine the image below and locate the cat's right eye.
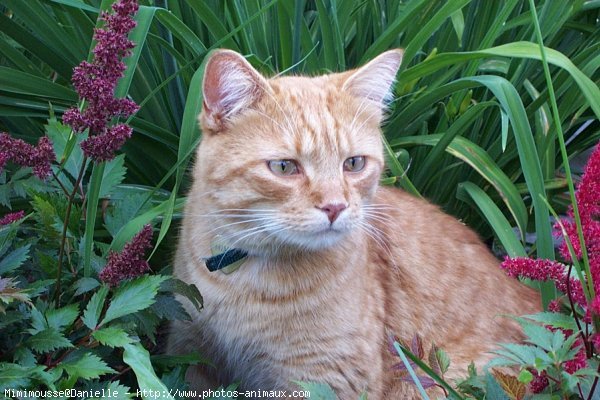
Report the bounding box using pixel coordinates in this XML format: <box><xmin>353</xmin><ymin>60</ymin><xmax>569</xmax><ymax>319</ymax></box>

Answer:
<box><xmin>268</xmin><ymin>160</ymin><xmax>300</xmax><ymax>176</ymax></box>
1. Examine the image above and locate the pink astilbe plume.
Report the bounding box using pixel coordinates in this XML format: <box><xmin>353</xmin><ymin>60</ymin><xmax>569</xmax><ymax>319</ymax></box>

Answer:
<box><xmin>558</xmin><ymin>144</ymin><xmax>600</xmax><ymax>287</ymax></box>
<box><xmin>500</xmin><ymin>257</ymin><xmax>587</xmax><ymax>307</ymax></box>
<box><xmin>99</xmin><ymin>224</ymin><xmax>153</xmax><ymax>286</ymax></box>
<box><xmin>63</xmin><ymin>0</ymin><xmax>139</xmax><ymax>161</ymax></box>
<box><xmin>0</xmin><ymin>211</ymin><xmax>25</xmax><ymax>226</ymax></box>
<box><xmin>0</xmin><ymin>133</ymin><xmax>55</xmax><ymax>179</ymax></box>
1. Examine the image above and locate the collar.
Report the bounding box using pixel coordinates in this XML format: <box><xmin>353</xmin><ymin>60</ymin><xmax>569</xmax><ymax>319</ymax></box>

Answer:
<box><xmin>205</xmin><ymin>248</ymin><xmax>248</xmax><ymax>272</ymax></box>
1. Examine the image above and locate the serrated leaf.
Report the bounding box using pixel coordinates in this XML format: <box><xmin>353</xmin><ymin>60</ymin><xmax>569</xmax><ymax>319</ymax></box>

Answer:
<box><xmin>73</xmin><ymin>277</ymin><xmax>100</xmax><ymax>296</ymax></box>
<box><xmin>428</xmin><ymin>344</ymin><xmax>450</xmax><ymax>377</ymax></box>
<box><xmin>122</xmin><ymin>342</ymin><xmax>175</xmax><ymax>400</ymax></box>
<box><xmin>293</xmin><ymin>381</ymin><xmax>338</xmax><ymax>400</ymax></box>
<box><xmin>161</xmin><ymin>277</ymin><xmax>203</xmax><ymax>313</ymax></box>
<box><xmin>27</xmin><ymin>328</ymin><xmax>73</xmax><ymax>353</ymax></box>
<box><xmin>410</xmin><ymin>334</ymin><xmax>424</xmax><ymax>359</ymax></box>
<box><xmin>45</xmin><ymin>117</ymin><xmax>85</xmax><ymax>180</ymax></box>
<box><xmin>522</xmin><ymin>312</ymin><xmax>578</xmax><ymax>331</ymax></box>
<box><xmin>101</xmin><ymin>275</ymin><xmax>168</xmax><ymax>326</ymax></box>
<box><xmin>61</xmin><ymin>352</ymin><xmax>115</xmax><ymax>380</ymax></box>
<box><xmin>522</xmin><ymin>322</ymin><xmax>558</xmax><ymax>352</ymax></box>
<box><xmin>492</xmin><ymin>370</ymin><xmax>526</xmax><ymax>400</ymax></box>
<box><xmin>46</xmin><ymin>304</ymin><xmax>79</xmax><ymax>332</ymax></box>
<box><xmin>0</xmin><ymin>363</ymin><xmax>33</xmax><ymax>391</ymax></box>
<box><xmin>0</xmin><ymin>244</ymin><xmax>30</xmax><ymax>274</ymax></box>
<box><xmin>104</xmin><ymin>193</ymin><xmax>152</xmax><ymax>237</ymax></box>
<box><xmin>99</xmin><ymin>154</ymin><xmax>126</xmax><ymax>198</ymax></box>
<box><xmin>151</xmin><ymin>294</ymin><xmax>190</xmax><ymax>321</ymax></box>
<box><xmin>92</xmin><ymin>327</ymin><xmax>133</xmax><ymax>348</ymax></box>
<box><xmin>29</xmin><ymin>306</ymin><xmax>47</xmax><ymax>334</ymax></box>
<box><xmin>102</xmin><ymin>381</ymin><xmax>134</xmax><ymax>399</ymax></box>
<box><xmin>82</xmin><ymin>285</ymin><xmax>109</xmax><ymax>329</ymax></box>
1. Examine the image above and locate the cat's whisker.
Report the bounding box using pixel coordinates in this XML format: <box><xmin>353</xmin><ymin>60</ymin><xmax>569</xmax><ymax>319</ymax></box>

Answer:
<box><xmin>355</xmin><ymin>220</ymin><xmax>397</xmax><ymax>270</ymax></box>
<box><xmin>202</xmin><ymin>208</ymin><xmax>278</xmax><ymax>215</ymax></box>
<box><xmin>362</xmin><ymin>213</ymin><xmax>394</xmax><ymax>229</ymax></box>
<box><xmin>220</xmin><ymin>222</ymin><xmax>282</xmax><ymax>251</ymax></box>
<box><xmin>190</xmin><ymin>213</ymin><xmax>277</xmax><ymax>219</ymax></box>
<box><xmin>205</xmin><ymin>217</ymin><xmax>277</xmax><ymax>236</ymax></box>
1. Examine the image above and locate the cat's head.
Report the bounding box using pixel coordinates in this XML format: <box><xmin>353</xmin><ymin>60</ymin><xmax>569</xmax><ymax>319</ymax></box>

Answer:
<box><xmin>192</xmin><ymin>49</ymin><xmax>402</xmax><ymax>254</ymax></box>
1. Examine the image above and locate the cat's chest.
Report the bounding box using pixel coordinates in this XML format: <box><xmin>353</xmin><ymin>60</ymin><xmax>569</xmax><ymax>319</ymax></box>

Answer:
<box><xmin>194</xmin><ymin>264</ymin><xmax>384</xmax><ymax>386</ymax></box>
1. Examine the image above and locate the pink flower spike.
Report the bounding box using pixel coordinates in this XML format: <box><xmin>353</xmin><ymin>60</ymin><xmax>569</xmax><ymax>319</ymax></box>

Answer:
<box><xmin>99</xmin><ymin>224</ymin><xmax>153</xmax><ymax>286</ymax></box>
<box><xmin>0</xmin><ymin>133</ymin><xmax>55</xmax><ymax>179</ymax></box>
<box><xmin>0</xmin><ymin>211</ymin><xmax>25</xmax><ymax>226</ymax></box>
<box><xmin>500</xmin><ymin>256</ymin><xmax>587</xmax><ymax>308</ymax></box>
<box><xmin>64</xmin><ymin>0</ymin><xmax>139</xmax><ymax>161</ymax></box>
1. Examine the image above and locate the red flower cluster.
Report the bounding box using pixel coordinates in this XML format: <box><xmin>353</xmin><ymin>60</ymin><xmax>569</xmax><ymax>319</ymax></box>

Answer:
<box><xmin>500</xmin><ymin>257</ymin><xmax>586</xmax><ymax>307</ymax></box>
<box><xmin>0</xmin><ymin>211</ymin><xmax>25</xmax><ymax>226</ymax></box>
<box><xmin>559</xmin><ymin>144</ymin><xmax>600</xmax><ymax>304</ymax></box>
<box><xmin>0</xmin><ymin>133</ymin><xmax>55</xmax><ymax>179</ymax></box>
<box><xmin>99</xmin><ymin>224</ymin><xmax>153</xmax><ymax>286</ymax></box>
<box><xmin>501</xmin><ymin>143</ymin><xmax>600</xmax><ymax>379</ymax></box>
<box><xmin>63</xmin><ymin>0</ymin><xmax>139</xmax><ymax>161</ymax></box>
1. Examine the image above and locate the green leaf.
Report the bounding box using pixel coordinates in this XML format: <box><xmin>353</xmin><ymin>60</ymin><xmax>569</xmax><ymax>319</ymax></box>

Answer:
<box><xmin>151</xmin><ymin>294</ymin><xmax>190</xmax><ymax>321</ymax></box>
<box><xmin>100</xmin><ymin>275</ymin><xmax>168</xmax><ymax>326</ymax></box>
<box><xmin>82</xmin><ymin>285</ymin><xmax>109</xmax><ymax>330</ymax></box>
<box><xmin>435</xmin><ymin>348</ymin><xmax>451</xmax><ymax>375</ymax></box>
<box><xmin>73</xmin><ymin>277</ymin><xmax>100</xmax><ymax>296</ymax></box>
<box><xmin>518</xmin><ymin>369</ymin><xmax>533</xmax><ymax>384</ymax></box>
<box><xmin>161</xmin><ymin>277</ymin><xmax>203</xmax><ymax>313</ymax></box>
<box><xmin>0</xmin><ymin>363</ymin><xmax>34</xmax><ymax>391</ymax></box>
<box><xmin>522</xmin><ymin>321</ymin><xmax>560</xmax><ymax>352</ymax></box>
<box><xmin>46</xmin><ymin>304</ymin><xmax>79</xmax><ymax>332</ymax></box>
<box><xmin>61</xmin><ymin>352</ymin><xmax>115</xmax><ymax>380</ymax></box>
<box><xmin>293</xmin><ymin>381</ymin><xmax>339</xmax><ymax>400</ymax></box>
<box><xmin>104</xmin><ymin>193</ymin><xmax>151</xmax><ymax>238</ymax></box>
<box><xmin>45</xmin><ymin>117</ymin><xmax>85</xmax><ymax>180</ymax></box>
<box><xmin>92</xmin><ymin>327</ymin><xmax>133</xmax><ymax>348</ymax></box>
<box><xmin>27</xmin><ymin>328</ymin><xmax>73</xmax><ymax>353</ymax></box>
<box><xmin>522</xmin><ymin>312</ymin><xmax>578</xmax><ymax>331</ymax></box>
<box><xmin>0</xmin><ymin>67</ymin><xmax>76</xmax><ymax>101</ymax></box>
<box><xmin>122</xmin><ymin>342</ymin><xmax>175</xmax><ymax>400</ymax></box>
<box><xmin>99</xmin><ymin>381</ymin><xmax>134</xmax><ymax>400</ymax></box>
<box><xmin>456</xmin><ymin>182</ymin><xmax>526</xmax><ymax>257</ymax></box>
<box><xmin>83</xmin><ymin>162</ymin><xmax>104</xmax><ymax>278</ymax></box>
<box><xmin>392</xmin><ymin>134</ymin><xmax>527</xmax><ymax>237</ymax></box>
<box><xmin>99</xmin><ymin>154</ymin><xmax>127</xmax><ymax>199</ymax></box>
<box><xmin>0</xmin><ymin>244</ymin><xmax>30</xmax><ymax>275</ymax></box>
<box><xmin>485</xmin><ymin>373</ymin><xmax>511</xmax><ymax>400</ymax></box>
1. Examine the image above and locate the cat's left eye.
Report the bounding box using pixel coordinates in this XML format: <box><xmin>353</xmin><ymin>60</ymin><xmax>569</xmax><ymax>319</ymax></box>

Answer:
<box><xmin>268</xmin><ymin>160</ymin><xmax>300</xmax><ymax>176</ymax></box>
<box><xmin>343</xmin><ymin>156</ymin><xmax>366</xmax><ymax>172</ymax></box>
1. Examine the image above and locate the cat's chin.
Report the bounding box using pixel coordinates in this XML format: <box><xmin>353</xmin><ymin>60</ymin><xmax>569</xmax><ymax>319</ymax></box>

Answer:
<box><xmin>274</xmin><ymin>227</ymin><xmax>348</xmax><ymax>252</ymax></box>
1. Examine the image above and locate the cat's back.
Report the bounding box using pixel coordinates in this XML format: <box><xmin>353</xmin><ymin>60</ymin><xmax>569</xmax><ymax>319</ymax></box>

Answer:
<box><xmin>368</xmin><ymin>185</ymin><xmax>539</xmax><ymax>371</ymax></box>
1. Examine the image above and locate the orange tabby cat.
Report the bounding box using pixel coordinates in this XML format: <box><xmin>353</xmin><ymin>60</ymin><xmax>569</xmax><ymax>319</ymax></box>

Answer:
<box><xmin>168</xmin><ymin>49</ymin><xmax>540</xmax><ymax>398</ymax></box>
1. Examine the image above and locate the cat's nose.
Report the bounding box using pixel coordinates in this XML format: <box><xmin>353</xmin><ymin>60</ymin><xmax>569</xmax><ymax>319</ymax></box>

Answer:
<box><xmin>317</xmin><ymin>203</ymin><xmax>348</xmax><ymax>223</ymax></box>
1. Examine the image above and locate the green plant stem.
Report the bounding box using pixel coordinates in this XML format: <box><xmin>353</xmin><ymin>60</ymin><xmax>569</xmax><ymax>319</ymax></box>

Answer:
<box><xmin>566</xmin><ymin>263</ymin><xmax>590</xmax><ymax>356</ymax></box>
<box><xmin>587</xmin><ymin>363</ymin><xmax>600</xmax><ymax>400</ymax></box>
<box><xmin>55</xmin><ymin>157</ymin><xmax>88</xmax><ymax>307</ymax></box>
<box><xmin>528</xmin><ymin>0</ymin><xmax>593</xmax><ymax>300</ymax></box>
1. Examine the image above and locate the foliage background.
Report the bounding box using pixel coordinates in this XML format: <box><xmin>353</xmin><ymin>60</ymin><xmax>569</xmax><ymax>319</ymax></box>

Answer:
<box><xmin>0</xmin><ymin>0</ymin><xmax>599</xmax><ymax>398</ymax></box>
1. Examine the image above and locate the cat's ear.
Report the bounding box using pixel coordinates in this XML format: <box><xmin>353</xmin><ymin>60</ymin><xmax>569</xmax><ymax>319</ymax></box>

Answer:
<box><xmin>201</xmin><ymin>49</ymin><xmax>268</xmax><ymax>133</ymax></box>
<box><xmin>342</xmin><ymin>49</ymin><xmax>403</xmax><ymax>106</ymax></box>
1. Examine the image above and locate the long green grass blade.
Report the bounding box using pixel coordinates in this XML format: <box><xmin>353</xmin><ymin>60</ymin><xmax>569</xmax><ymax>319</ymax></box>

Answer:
<box><xmin>457</xmin><ymin>182</ymin><xmax>526</xmax><ymax>257</ymax></box>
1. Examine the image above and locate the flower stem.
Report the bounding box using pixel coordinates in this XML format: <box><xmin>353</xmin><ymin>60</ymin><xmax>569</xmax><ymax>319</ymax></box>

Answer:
<box><xmin>55</xmin><ymin>157</ymin><xmax>88</xmax><ymax>307</ymax></box>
